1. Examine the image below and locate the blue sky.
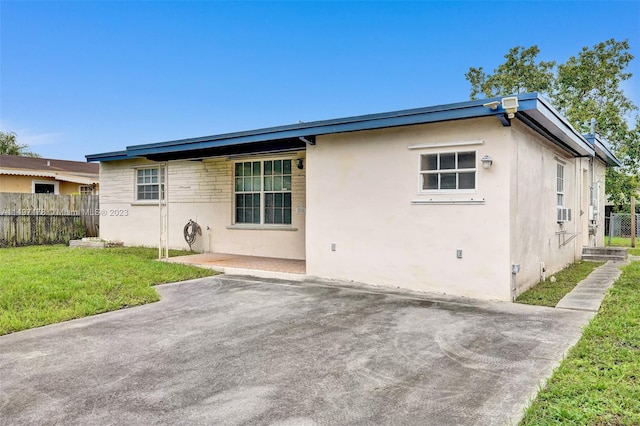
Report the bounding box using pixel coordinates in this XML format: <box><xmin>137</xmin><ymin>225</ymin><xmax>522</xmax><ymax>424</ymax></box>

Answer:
<box><xmin>1</xmin><ymin>1</ymin><xmax>639</xmax><ymax>161</ymax></box>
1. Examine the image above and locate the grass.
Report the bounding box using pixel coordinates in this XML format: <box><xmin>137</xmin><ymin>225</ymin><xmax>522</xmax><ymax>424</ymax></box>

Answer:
<box><xmin>606</xmin><ymin>236</ymin><xmax>636</xmax><ymax>247</ymax></box>
<box><xmin>605</xmin><ymin>236</ymin><xmax>640</xmax><ymax>256</ymax></box>
<box><xmin>516</xmin><ymin>261</ymin><xmax>604</xmax><ymax>307</ymax></box>
<box><xmin>0</xmin><ymin>245</ymin><xmax>216</xmax><ymax>336</ymax></box>
<box><xmin>520</xmin><ymin>260</ymin><xmax>640</xmax><ymax>425</ymax></box>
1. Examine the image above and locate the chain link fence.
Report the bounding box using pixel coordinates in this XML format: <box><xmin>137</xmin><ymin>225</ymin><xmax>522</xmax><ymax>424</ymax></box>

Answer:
<box><xmin>608</xmin><ymin>213</ymin><xmax>640</xmax><ymax>244</ymax></box>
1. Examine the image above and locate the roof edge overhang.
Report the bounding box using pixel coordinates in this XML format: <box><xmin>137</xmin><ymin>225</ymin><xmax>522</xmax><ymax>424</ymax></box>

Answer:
<box><xmin>85</xmin><ymin>150</ymin><xmax>133</xmax><ymax>163</ymax></box>
<box><xmin>0</xmin><ymin>168</ymin><xmax>99</xmax><ymax>184</ymax></box>
<box><xmin>87</xmin><ymin>93</ymin><xmax>603</xmax><ymax>163</ymax></box>
<box><xmin>583</xmin><ymin>134</ymin><xmax>622</xmax><ymax>167</ymax></box>
<box><xmin>514</xmin><ymin>93</ymin><xmax>595</xmax><ymax>158</ymax></box>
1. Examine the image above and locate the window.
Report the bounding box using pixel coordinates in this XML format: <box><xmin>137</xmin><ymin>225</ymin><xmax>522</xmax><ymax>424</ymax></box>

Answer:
<box><xmin>34</xmin><ymin>183</ymin><xmax>55</xmax><ymax>194</ymax></box>
<box><xmin>234</xmin><ymin>159</ymin><xmax>292</xmax><ymax>225</ymax></box>
<box><xmin>136</xmin><ymin>167</ymin><xmax>164</xmax><ymax>201</ymax></box>
<box><xmin>79</xmin><ymin>185</ymin><xmax>93</xmax><ymax>195</ymax></box>
<box><xmin>32</xmin><ymin>180</ymin><xmax>58</xmax><ymax>194</ymax></box>
<box><xmin>556</xmin><ymin>164</ymin><xmax>564</xmax><ymax>207</ymax></box>
<box><xmin>420</xmin><ymin>151</ymin><xmax>476</xmax><ymax>191</ymax></box>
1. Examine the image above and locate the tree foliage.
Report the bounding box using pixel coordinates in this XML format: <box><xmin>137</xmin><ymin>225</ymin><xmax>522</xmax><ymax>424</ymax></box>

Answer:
<box><xmin>465</xmin><ymin>39</ymin><xmax>639</xmax><ymax>209</ymax></box>
<box><xmin>0</xmin><ymin>131</ymin><xmax>40</xmax><ymax>157</ymax></box>
<box><xmin>467</xmin><ymin>46</ymin><xmax>556</xmax><ymax>100</ymax></box>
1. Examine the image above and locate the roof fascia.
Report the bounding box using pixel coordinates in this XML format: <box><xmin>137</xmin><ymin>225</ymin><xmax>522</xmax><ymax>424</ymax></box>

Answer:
<box><xmin>0</xmin><ymin>169</ymin><xmax>56</xmax><ymax>178</ymax></box>
<box><xmin>515</xmin><ymin>94</ymin><xmax>595</xmax><ymax>157</ymax></box>
<box><xmin>86</xmin><ymin>151</ymin><xmax>134</xmax><ymax>162</ymax></box>
<box><xmin>584</xmin><ymin>134</ymin><xmax>622</xmax><ymax>167</ymax></box>
<box><xmin>121</xmin><ymin>100</ymin><xmax>505</xmax><ymax>159</ymax></box>
<box><xmin>88</xmin><ymin>93</ymin><xmax>599</xmax><ymax>163</ymax></box>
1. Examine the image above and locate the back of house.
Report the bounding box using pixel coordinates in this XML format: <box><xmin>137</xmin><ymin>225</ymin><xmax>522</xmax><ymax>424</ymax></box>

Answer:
<box><xmin>87</xmin><ymin>93</ymin><xmax>619</xmax><ymax>301</ymax></box>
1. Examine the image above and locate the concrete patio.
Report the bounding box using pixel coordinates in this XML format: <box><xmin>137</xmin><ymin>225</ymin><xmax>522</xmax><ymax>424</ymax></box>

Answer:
<box><xmin>165</xmin><ymin>252</ymin><xmax>306</xmax><ymax>279</ymax></box>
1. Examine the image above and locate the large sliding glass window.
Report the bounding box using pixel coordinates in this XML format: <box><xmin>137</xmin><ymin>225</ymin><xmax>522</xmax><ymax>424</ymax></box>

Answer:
<box><xmin>235</xmin><ymin>159</ymin><xmax>292</xmax><ymax>225</ymax></box>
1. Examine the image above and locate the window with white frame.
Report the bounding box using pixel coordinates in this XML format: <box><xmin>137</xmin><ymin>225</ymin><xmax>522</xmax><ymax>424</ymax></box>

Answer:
<box><xmin>136</xmin><ymin>167</ymin><xmax>164</xmax><ymax>200</ymax></box>
<box><xmin>33</xmin><ymin>181</ymin><xmax>58</xmax><ymax>194</ymax></box>
<box><xmin>79</xmin><ymin>185</ymin><xmax>93</xmax><ymax>195</ymax></box>
<box><xmin>234</xmin><ymin>159</ymin><xmax>292</xmax><ymax>225</ymax></box>
<box><xmin>420</xmin><ymin>151</ymin><xmax>476</xmax><ymax>191</ymax></box>
<box><xmin>556</xmin><ymin>163</ymin><xmax>564</xmax><ymax>207</ymax></box>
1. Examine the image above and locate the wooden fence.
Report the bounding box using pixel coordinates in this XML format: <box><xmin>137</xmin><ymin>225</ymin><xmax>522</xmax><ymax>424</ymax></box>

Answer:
<box><xmin>0</xmin><ymin>193</ymin><xmax>99</xmax><ymax>247</ymax></box>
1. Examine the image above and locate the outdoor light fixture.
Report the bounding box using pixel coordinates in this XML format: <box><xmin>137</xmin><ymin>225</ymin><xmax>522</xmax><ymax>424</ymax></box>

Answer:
<box><xmin>501</xmin><ymin>96</ymin><xmax>519</xmax><ymax>118</ymax></box>
<box><xmin>482</xmin><ymin>101</ymin><xmax>500</xmax><ymax>110</ymax></box>
<box><xmin>297</xmin><ymin>159</ymin><xmax>304</xmax><ymax>169</ymax></box>
<box><xmin>481</xmin><ymin>155</ymin><xmax>493</xmax><ymax>169</ymax></box>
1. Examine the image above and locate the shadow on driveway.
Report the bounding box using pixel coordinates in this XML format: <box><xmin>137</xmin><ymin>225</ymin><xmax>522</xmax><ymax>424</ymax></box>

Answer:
<box><xmin>0</xmin><ymin>276</ymin><xmax>593</xmax><ymax>425</ymax></box>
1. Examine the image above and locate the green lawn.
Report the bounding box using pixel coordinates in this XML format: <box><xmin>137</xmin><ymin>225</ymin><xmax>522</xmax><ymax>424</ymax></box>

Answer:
<box><xmin>606</xmin><ymin>236</ymin><xmax>640</xmax><ymax>248</ymax></box>
<box><xmin>516</xmin><ymin>261</ymin><xmax>604</xmax><ymax>307</ymax></box>
<box><xmin>520</xmin><ymin>260</ymin><xmax>640</xmax><ymax>424</ymax></box>
<box><xmin>0</xmin><ymin>245</ymin><xmax>215</xmax><ymax>335</ymax></box>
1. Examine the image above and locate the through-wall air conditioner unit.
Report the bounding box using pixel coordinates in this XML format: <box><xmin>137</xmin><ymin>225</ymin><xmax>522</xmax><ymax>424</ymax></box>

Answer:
<box><xmin>557</xmin><ymin>207</ymin><xmax>572</xmax><ymax>223</ymax></box>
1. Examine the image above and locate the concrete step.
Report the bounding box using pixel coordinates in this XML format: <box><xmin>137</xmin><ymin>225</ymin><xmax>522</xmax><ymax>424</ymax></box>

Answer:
<box><xmin>582</xmin><ymin>255</ymin><xmax>626</xmax><ymax>262</ymax></box>
<box><xmin>582</xmin><ymin>246</ymin><xmax>627</xmax><ymax>261</ymax></box>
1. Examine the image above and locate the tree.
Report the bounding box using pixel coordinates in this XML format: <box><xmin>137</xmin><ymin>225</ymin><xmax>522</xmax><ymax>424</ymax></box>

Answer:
<box><xmin>465</xmin><ymin>39</ymin><xmax>639</xmax><ymax>210</ymax></box>
<box><xmin>0</xmin><ymin>131</ymin><xmax>40</xmax><ymax>157</ymax></box>
<box><xmin>467</xmin><ymin>46</ymin><xmax>556</xmax><ymax>100</ymax></box>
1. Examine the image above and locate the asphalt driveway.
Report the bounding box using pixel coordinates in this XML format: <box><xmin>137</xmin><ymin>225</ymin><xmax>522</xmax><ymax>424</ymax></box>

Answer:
<box><xmin>0</xmin><ymin>276</ymin><xmax>593</xmax><ymax>425</ymax></box>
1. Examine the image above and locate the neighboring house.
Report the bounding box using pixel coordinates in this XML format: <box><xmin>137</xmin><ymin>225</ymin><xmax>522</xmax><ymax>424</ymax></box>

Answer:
<box><xmin>87</xmin><ymin>93</ymin><xmax>619</xmax><ymax>301</ymax></box>
<box><xmin>0</xmin><ymin>155</ymin><xmax>99</xmax><ymax>195</ymax></box>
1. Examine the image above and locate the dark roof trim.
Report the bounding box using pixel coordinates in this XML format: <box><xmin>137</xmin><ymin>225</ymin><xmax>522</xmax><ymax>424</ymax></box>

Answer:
<box><xmin>85</xmin><ymin>150</ymin><xmax>131</xmax><ymax>162</ymax></box>
<box><xmin>86</xmin><ymin>93</ymin><xmax>613</xmax><ymax>164</ymax></box>
<box><xmin>584</xmin><ymin>134</ymin><xmax>622</xmax><ymax>167</ymax></box>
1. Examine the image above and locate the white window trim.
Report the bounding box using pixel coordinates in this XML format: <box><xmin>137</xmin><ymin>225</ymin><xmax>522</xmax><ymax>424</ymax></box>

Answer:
<box><xmin>408</xmin><ymin>139</ymin><xmax>484</xmax><ymax>150</ymax></box>
<box><xmin>32</xmin><ymin>180</ymin><xmax>59</xmax><ymax>194</ymax></box>
<box><xmin>418</xmin><ymin>150</ymin><xmax>478</xmax><ymax>195</ymax></box>
<box><xmin>556</xmin><ymin>163</ymin><xmax>565</xmax><ymax>208</ymax></box>
<box><xmin>134</xmin><ymin>166</ymin><xmax>165</xmax><ymax>203</ymax></box>
<box><xmin>233</xmin><ymin>158</ymin><xmax>294</xmax><ymax>226</ymax></box>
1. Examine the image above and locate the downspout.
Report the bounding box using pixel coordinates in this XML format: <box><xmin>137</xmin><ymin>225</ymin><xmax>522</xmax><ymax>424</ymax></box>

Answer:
<box><xmin>158</xmin><ymin>161</ymin><xmax>169</xmax><ymax>260</ymax></box>
<box><xmin>589</xmin><ymin>118</ymin><xmax>597</xmax><ymax>246</ymax></box>
<box><xmin>574</xmin><ymin>157</ymin><xmax>579</xmax><ymax>257</ymax></box>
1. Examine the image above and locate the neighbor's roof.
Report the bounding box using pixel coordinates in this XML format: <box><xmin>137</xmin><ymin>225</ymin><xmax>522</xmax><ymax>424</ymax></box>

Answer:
<box><xmin>86</xmin><ymin>93</ymin><xmax>621</xmax><ymax>166</ymax></box>
<box><xmin>0</xmin><ymin>155</ymin><xmax>99</xmax><ymax>184</ymax></box>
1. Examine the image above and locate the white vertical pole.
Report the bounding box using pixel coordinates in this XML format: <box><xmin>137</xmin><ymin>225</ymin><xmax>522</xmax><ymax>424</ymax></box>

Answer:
<box><xmin>164</xmin><ymin>162</ymin><xmax>169</xmax><ymax>258</ymax></box>
<box><xmin>158</xmin><ymin>162</ymin><xmax>169</xmax><ymax>259</ymax></box>
<box><xmin>631</xmin><ymin>196</ymin><xmax>636</xmax><ymax>248</ymax></box>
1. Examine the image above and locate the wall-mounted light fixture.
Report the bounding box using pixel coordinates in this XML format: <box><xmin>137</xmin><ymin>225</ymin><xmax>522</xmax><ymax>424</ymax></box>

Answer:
<box><xmin>481</xmin><ymin>155</ymin><xmax>493</xmax><ymax>169</ymax></box>
<box><xmin>501</xmin><ymin>96</ymin><xmax>519</xmax><ymax>118</ymax></box>
<box><xmin>482</xmin><ymin>101</ymin><xmax>500</xmax><ymax>110</ymax></box>
<box><xmin>297</xmin><ymin>159</ymin><xmax>304</xmax><ymax>169</ymax></box>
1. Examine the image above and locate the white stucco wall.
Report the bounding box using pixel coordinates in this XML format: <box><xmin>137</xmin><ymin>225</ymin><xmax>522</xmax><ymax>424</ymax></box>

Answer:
<box><xmin>99</xmin><ymin>153</ymin><xmax>306</xmax><ymax>259</ymax></box>
<box><xmin>305</xmin><ymin>118</ymin><xmax>514</xmax><ymax>301</ymax></box>
<box><xmin>508</xmin><ymin>123</ymin><xmax>609</xmax><ymax>296</ymax></box>
<box><xmin>509</xmin><ymin>123</ymin><xmax>579</xmax><ymax>295</ymax></box>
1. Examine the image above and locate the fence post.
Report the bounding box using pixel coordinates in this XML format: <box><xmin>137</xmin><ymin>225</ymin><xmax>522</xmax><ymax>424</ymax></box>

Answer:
<box><xmin>632</xmin><ymin>196</ymin><xmax>636</xmax><ymax>248</ymax></box>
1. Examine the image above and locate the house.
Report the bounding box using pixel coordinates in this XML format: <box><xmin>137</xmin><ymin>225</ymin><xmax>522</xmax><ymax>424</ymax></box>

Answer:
<box><xmin>87</xmin><ymin>93</ymin><xmax>619</xmax><ymax>301</ymax></box>
<box><xmin>0</xmin><ymin>155</ymin><xmax>99</xmax><ymax>195</ymax></box>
